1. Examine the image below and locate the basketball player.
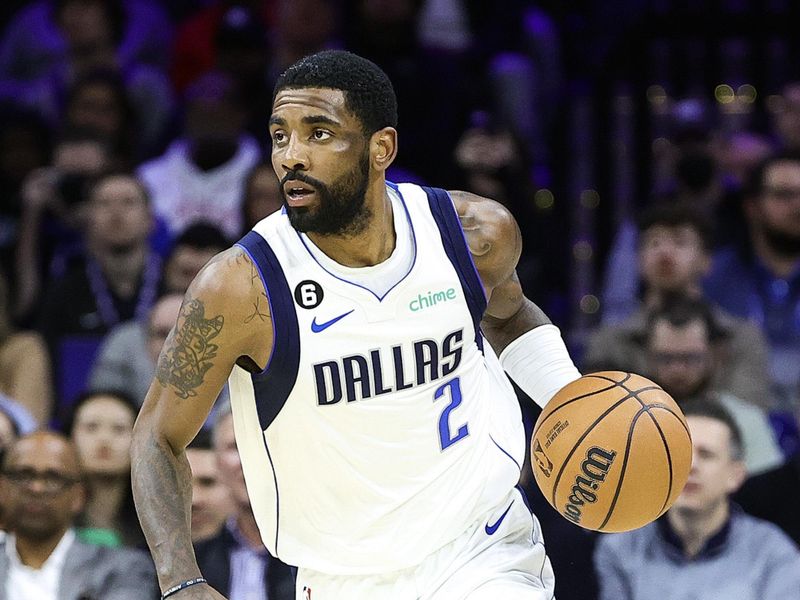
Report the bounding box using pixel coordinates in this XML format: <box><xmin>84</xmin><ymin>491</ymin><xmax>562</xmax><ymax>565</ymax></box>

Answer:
<box><xmin>131</xmin><ymin>50</ymin><xmax>581</xmax><ymax>600</ymax></box>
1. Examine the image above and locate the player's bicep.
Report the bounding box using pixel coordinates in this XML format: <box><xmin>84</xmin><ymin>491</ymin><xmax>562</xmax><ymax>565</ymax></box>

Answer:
<box><xmin>136</xmin><ymin>248</ymin><xmax>272</xmax><ymax>450</ymax></box>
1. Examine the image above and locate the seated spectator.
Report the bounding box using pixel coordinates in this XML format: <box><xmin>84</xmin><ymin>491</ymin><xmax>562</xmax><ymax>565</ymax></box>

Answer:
<box><xmin>186</xmin><ymin>428</ymin><xmax>232</xmax><ymax>544</ymax></box>
<box><xmin>15</xmin><ymin>129</ymin><xmax>116</xmax><ymax>324</ymax></box>
<box><xmin>66</xmin><ymin>390</ymin><xmax>143</xmax><ymax>547</ymax></box>
<box><xmin>704</xmin><ymin>151</ymin><xmax>800</xmax><ymax>412</ymax></box>
<box><xmin>194</xmin><ymin>402</ymin><xmax>294</xmax><ymax>599</ymax></box>
<box><xmin>89</xmin><ymin>293</ymin><xmax>182</xmax><ymax>406</ymax></box>
<box><xmin>585</xmin><ymin>203</ymin><xmax>772</xmax><ymax>409</ymax></box>
<box><xmin>90</xmin><ymin>222</ymin><xmax>230</xmax><ymax>403</ymax></box>
<box><xmin>594</xmin><ymin>399</ymin><xmax>800</xmax><ymax>600</ymax></box>
<box><xmin>162</xmin><ymin>222</ymin><xmax>231</xmax><ymax>295</ymax></box>
<box><xmin>0</xmin><ymin>0</ymin><xmax>173</xmax><ymax>139</ymax></box>
<box><xmin>137</xmin><ymin>71</ymin><xmax>261</xmax><ymax>241</ymax></box>
<box><xmin>0</xmin><ymin>430</ymin><xmax>157</xmax><ymax>599</ymax></box>
<box><xmin>36</xmin><ymin>171</ymin><xmax>159</xmax><ymax>418</ymax></box>
<box><xmin>736</xmin><ymin>402</ymin><xmax>800</xmax><ymax>546</ymax></box>
<box><xmin>643</xmin><ymin>296</ymin><xmax>783</xmax><ymax>474</ymax></box>
<box><xmin>0</xmin><ymin>108</ymin><xmax>51</xmax><ymax>281</ymax></box>
<box><xmin>0</xmin><ymin>268</ymin><xmax>52</xmax><ymax>424</ymax></box>
<box><xmin>241</xmin><ymin>162</ymin><xmax>283</xmax><ymax>235</ymax></box>
<box><xmin>62</xmin><ymin>69</ymin><xmax>139</xmax><ymax>165</ymax></box>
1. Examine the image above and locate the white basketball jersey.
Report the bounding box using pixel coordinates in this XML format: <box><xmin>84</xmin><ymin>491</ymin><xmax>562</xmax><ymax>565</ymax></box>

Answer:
<box><xmin>229</xmin><ymin>183</ymin><xmax>525</xmax><ymax>574</ymax></box>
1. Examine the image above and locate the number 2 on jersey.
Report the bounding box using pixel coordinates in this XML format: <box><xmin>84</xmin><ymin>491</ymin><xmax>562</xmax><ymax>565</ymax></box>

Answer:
<box><xmin>434</xmin><ymin>377</ymin><xmax>469</xmax><ymax>450</ymax></box>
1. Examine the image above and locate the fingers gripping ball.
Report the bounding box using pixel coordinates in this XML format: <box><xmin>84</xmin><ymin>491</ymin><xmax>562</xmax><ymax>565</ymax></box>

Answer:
<box><xmin>531</xmin><ymin>371</ymin><xmax>692</xmax><ymax>532</ymax></box>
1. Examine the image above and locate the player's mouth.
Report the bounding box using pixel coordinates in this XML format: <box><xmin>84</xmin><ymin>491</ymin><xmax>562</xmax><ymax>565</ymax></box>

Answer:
<box><xmin>284</xmin><ymin>182</ymin><xmax>317</xmax><ymax>206</ymax></box>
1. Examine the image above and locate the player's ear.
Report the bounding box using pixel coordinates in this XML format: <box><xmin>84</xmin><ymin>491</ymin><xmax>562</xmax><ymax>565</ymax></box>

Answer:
<box><xmin>371</xmin><ymin>127</ymin><xmax>397</xmax><ymax>173</ymax></box>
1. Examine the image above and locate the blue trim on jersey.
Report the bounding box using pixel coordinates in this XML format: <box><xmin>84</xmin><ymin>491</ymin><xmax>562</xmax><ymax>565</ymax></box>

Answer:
<box><xmin>259</xmin><ymin>429</ymin><xmax>281</xmax><ymax>554</ymax></box>
<box><xmin>236</xmin><ymin>232</ymin><xmax>300</xmax><ymax>431</ymax></box>
<box><xmin>293</xmin><ymin>183</ymin><xmax>418</xmax><ymax>301</ymax></box>
<box><xmin>423</xmin><ymin>186</ymin><xmax>487</xmax><ymax>351</ymax></box>
<box><xmin>490</xmin><ymin>433</ymin><xmax>522</xmax><ymax>472</ymax></box>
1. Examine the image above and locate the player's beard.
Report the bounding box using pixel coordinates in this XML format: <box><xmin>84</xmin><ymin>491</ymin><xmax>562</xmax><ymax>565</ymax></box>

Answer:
<box><xmin>282</xmin><ymin>149</ymin><xmax>371</xmax><ymax>237</ymax></box>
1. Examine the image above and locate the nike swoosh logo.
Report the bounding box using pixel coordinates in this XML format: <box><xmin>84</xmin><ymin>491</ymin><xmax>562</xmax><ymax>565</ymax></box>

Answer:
<box><xmin>311</xmin><ymin>310</ymin><xmax>354</xmax><ymax>333</ymax></box>
<box><xmin>485</xmin><ymin>501</ymin><xmax>514</xmax><ymax>535</ymax></box>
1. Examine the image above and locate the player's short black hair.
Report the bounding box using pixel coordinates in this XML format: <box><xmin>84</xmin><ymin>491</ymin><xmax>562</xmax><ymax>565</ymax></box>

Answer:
<box><xmin>273</xmin><ymin>50</ymin><xmax>398</xmax><ymax>134</ymax></box>
<box><xmin>637</xmin><ymin>201</ymin><xmax>713</xmax><ymax>251</ymax></box>
<box><xmin>680</xmin><ymin>396</ymin><xmax>744</xmax><ymax>461</ymax></box>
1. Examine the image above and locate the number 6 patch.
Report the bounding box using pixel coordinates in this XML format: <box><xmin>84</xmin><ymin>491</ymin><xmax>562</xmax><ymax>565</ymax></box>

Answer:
<box><xmin>294</xmin><ymin>280</ymin><xmax>324</xmax><ymax>309</ymax></box>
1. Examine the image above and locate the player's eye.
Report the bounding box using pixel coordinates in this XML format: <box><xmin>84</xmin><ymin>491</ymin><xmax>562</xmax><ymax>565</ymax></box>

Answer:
<box><xmin>312</xmin><ymin>129</ymin><xmax>331</xmax><ymax>141</ymax></box>
<box><xmin>272</xmin><ymin>130</ymin><xmax>287</xmax><ymax>145</ymax></box>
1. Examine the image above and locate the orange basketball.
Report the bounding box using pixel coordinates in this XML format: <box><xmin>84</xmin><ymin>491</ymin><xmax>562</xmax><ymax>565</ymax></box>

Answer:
<box><xmin>531</xmin><ymin>371</ymin><xmax>692</xmax><ymax>532</ymax></box>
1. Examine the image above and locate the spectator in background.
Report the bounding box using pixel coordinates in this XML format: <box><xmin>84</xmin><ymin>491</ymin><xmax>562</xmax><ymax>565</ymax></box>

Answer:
<box><xmin>14</xmin><ymin>129</ymin><xmax>115</xmax><ymax>324</ymax></box>
<box><xmin>0</xmin><ymin>269</ymin><xmax>52</xmax><ymax>425</ymax></box>
<box><xmin>0</xmin><ymin>0</ymin><xmax>174</xmax><ymax>144</ymax></box>
<box><xmin>137</xmin><ymin>71</ymin><xmax>261</xmax><ymax>240</ymax></box>
<box><xmin>0</xmin><ymin>108</ymin><xmax>51</xmax><ymax>282</ymax></box>
<box><xmin>241</xmin><ymin>161</ymin><xmax>282</xmax><ymax>234</ymax></box>
<box><xmin>769</xmin><ymin>82</ymin><xmax>800</xmax><ymax>153</ymax></box>
<box><xmin>66</xmin><ymin>390</ymin><xmax>142</xmax><ymax>548</ymax></box>
<box><xmin>0</xmin><ymin>431</ymin><xmax>158</xmax><ymax>599</ymax></box>
<box><xmin>644</xmin><ymin>297</ymin><xmax>783</xmax><ymax>475</ymax></box>
<box><xmin>171</xmin><ymin>0</ymin><xmax>276</xmax><ymax>93</ymax></box>
<box><xmin>186</xmin><ymin>428</ymin><xmax>232</xmax><ymax>544</ymax></box>
<box><xmin>62</xmin><ymin>69</ymin><xmax>139</xmax><ymax>165</ymax></box>
<box><xmin>601</xmin><ymin>106</ymin><xmax>762</xmax><ymax>325</ymax></box>
<box><xmin>37</xmin><ymin>171</ymin><xmax>159</xmax><ymax>417</ymax></box>
<box><xmin>704</xmin><ymin>152</ymin><xmax>800</xmax><ymax>412</ymax></box>
<box><xmin>90</xmin><ymin>223</ymin><xmax>230</xmax><ymax>404</ymax></box>
<box><xmin>594</xmin><ymin>399</ymin><xmax>800</xmax><ymax>600</ymax></box>
<box><xmin>162</xmin><ymin>222</ymin><xmax>231</xmax><ymax>295</ymax></box>
<box><xmin>736</xmin><ymin>400</ymin><xmax>800</xmax><ymax>546</ymax></box>
<box><xmin>194</xmin><ymin>402</ymin><xmax>295</xmax><ymax>599</ymax></box>
<box><xmin>89</xmin><ymin>293</ymin><xmax>182</xmax><ymax>405</ymax></box>
<box><xmin>585</xmin><ymin>203</ymin><xmax>772</xmax><ymax>409</ymax></box>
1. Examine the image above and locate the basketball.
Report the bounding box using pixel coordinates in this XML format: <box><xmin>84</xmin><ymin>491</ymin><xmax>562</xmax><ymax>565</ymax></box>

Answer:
<box><xmin>531</xmin><ymin>371</ymin><xmax>692</xmax><ymax>533</ymax></box>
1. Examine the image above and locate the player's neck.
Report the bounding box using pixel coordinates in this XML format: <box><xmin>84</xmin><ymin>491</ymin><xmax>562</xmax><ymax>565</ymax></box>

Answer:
<box><xmin>667</xmin><ymin>499</ymin><xmax>729</xmax><ymax>558</ymax></box>
<box><xmin>306</xmin><ymin>182</ymin><xmax>396</xmax><ymax>267</ymax></box>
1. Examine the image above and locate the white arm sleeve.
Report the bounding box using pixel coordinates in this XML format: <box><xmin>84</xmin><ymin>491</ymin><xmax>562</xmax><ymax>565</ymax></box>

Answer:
<box><xmin>499</xmin><ymin>324</ymin><xmax>582</xmax><ymax>409</ymax></box>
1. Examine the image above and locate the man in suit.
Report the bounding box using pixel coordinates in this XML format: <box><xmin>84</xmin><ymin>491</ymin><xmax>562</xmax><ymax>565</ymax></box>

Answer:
<box><xmin>193</xmin><ymin>403</ymin><xmax>294</xmax><ymax>600</ymax></box>
<box><xmin>0</xmin><ymin>430</ymin><xmax>157</xmax><ymax>599</ymax></box>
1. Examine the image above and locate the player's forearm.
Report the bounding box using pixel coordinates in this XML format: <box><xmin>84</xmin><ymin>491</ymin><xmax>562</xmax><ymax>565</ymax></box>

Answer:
<box><xmin>482</xmin><ymin>297</ymin><xmax>551</xmax><ymax>355</ymax></box>
<box><xmin>131</xmin><ymin>427</ymin><xmax>201</xmax><ymax>590</ymax></box>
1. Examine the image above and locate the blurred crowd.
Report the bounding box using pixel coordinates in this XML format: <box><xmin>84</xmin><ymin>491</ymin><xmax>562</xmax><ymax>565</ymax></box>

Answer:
<box><xmin>0</xmin><ymin>1</ymin><xmax>797</xmax><ymax>599</ymax></box>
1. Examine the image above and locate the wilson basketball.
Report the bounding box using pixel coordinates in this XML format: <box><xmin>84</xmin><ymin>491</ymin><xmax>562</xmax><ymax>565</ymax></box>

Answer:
<box><xmin>531</xmin><ymin>371</ymin><xmax>692</xmax><ymax>532</ymax></box>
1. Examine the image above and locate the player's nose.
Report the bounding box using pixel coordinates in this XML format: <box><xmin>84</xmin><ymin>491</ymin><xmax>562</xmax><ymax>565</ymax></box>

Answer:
<box><xmin>281</xmin><ymin>134</ymin><xmax>310</xmax><ymax>173</ymax></box>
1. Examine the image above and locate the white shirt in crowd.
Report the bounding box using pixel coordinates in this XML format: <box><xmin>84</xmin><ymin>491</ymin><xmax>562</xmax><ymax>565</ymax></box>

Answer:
<box><xmin>6</xmin><ymin>529</ymin><xmax>75</xmax><ymax>600</ymax></box>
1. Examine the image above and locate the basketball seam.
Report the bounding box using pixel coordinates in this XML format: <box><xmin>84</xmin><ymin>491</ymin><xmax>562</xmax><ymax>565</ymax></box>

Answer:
<box><xmin>531</xmin><ymin>381</ymin><xmax>619</xmax><ymax>440</ymax></box>
<box><xmin>644</xmin><ymin>404</ymin><xmax>676</xmax><ymax>516</ymax></box>
<box><xmin>549</xmin><ymin>390</ymin><xmax>639</xmax><ymax>507</ymax></box>
<box><xmin>598</xmin><ymin>405</ymin><xmax>653</xmax><ymax>530</ymax></box>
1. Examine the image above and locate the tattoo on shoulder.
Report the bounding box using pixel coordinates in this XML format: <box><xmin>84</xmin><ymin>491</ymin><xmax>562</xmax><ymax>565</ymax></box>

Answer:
<box><xmin>245</xmin><ymin>291</ymin><xmax>269</xmax><ymax>323</ymax></box>
<box><xmin>156</xmin><ymin>298</ymin><xmax>224</xmax><ymax>399</ymax></box>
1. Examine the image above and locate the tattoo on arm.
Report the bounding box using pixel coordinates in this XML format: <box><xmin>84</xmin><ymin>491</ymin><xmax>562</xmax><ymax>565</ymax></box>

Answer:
<box><xmin>156</xmin><ymin>298</ymin><xmax>224</xmax><ymax>399</ymax></box>
<box><xmin>132</xmin><ymin>433</ymin><xmax>201</xmax><ymax>590</ymax></box>
<box><xmin>245</xmin><ymin>292</ymin><xmax>269</xmax><ymax>323</ymax></box>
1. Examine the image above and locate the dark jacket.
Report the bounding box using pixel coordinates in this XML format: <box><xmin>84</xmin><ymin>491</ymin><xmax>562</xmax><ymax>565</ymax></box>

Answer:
<box><xmin>194</xmin><ymin>525</ymin><xmax>295</xmax><ymax>599</ymax></box>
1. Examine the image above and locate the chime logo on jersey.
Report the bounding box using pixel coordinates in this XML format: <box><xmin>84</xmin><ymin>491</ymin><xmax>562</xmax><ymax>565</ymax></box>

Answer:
<box><xmin>408</xmin><ymin>286</ymin><xmax>458</xmax><ymax>312</ymax></box>
<box><xmin>312</xmin><ymin>328</ymin><xmax>465</xmax><ymax>404</ymax></box>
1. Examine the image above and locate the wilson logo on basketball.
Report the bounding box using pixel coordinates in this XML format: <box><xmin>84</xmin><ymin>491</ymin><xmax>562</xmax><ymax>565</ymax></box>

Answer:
<box><xmin>563</xmin><ymin>446</ymin><xmax>617</xmax><ymax>525</ymax></box>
